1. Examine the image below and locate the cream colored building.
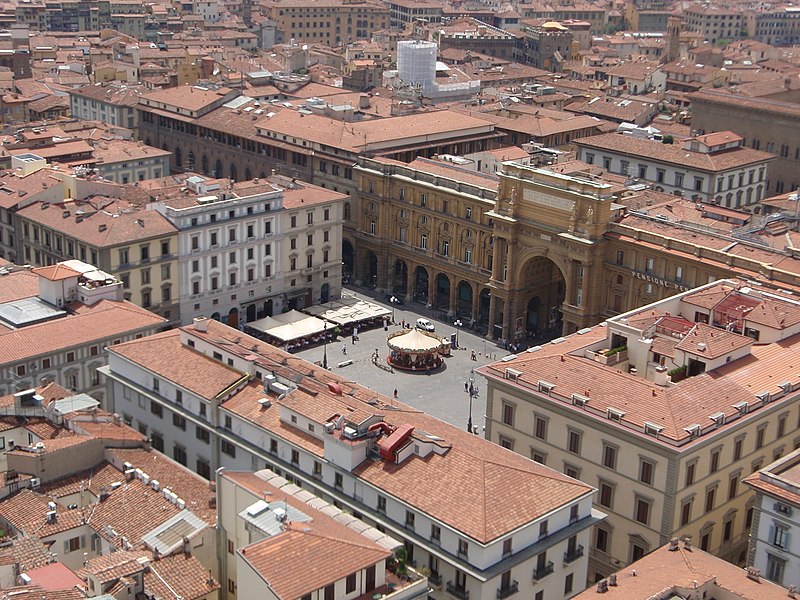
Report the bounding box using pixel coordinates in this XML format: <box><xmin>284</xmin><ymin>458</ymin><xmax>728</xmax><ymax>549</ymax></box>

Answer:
<box><xmin>480</xmin><ymin>279</ymin><xmax>800</xmax><ymax>581</ymax></box>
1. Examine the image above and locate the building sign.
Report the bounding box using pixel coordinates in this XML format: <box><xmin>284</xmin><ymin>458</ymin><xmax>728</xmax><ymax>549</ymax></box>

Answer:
<box><xmin>523</xmin><ymin>188</ymin><xmax>575</xmax><ymax>212</ymax></box>
<box><xmin>631</xmin><ymin>270</ymin><xmax>690</xmax><ymax>292</ymax></box>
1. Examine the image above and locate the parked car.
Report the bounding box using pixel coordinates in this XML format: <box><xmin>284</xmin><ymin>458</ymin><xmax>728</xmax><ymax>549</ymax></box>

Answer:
<box><xmin>416</xmin><ymin>318</ymin><xmax>435</xmax><ymax>332</ymax></box>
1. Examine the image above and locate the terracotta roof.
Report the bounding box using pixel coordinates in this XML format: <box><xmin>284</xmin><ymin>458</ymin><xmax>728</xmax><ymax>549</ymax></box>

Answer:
<box><xmin>573</xmin><ymin>542</ymin><xmax>789</xmax><ymax>599</ymax></box>
<box><xmin>16</xmin><ymin>200</ymin><xmax>177</xmax><ymax>248</ymax></box>
<box><xmin>31</xmin><ymin>264</ymin><xmax>80</xmax><ymax>282</ymax></box>
<box><xmin>0</xmin><ymin>299</ymin><xmax>166</xmax><ymax>365</ymax></box>
<box><xmin>25</xmin><ymin>562</ymin><xmax>85</xmax><ymax>591</ymax></box>
<box><xmin>576</xmin><ymin>132</ymin><xmax>775</xmax><ymax>172</ymax></box>
<box><xmin>674</xmin><ymin>322</ymin><xmax>753</xmax><ymax>360</ymax></box>
<box><xmin>0</xmin><ymin>489</ymin><xmax>90</xmax><ymax>538</ymax></box>
<box><xmin>144</xmin><ymin>552</ymin><xmax>220</xmax><ymax>599</ymax></box>
<box><xmin>0</xmin><ymin>270</ymin><xmax>40</xmax><ymax>304</ymax></box>
<box><xmin>113</xmin><ymin>321</ymin><xmax>593</xmax><ymax>544</ymax></box>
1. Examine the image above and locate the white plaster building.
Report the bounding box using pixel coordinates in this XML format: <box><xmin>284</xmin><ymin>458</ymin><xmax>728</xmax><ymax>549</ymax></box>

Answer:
<box><xmin>575</xmin><ymin>130</ymin><xmax>776</xmax><ymax>207</ymax></box>
<box><xmin>148</xmin><ymin>174</ymin><xmax>345</xmax><ymax>327</ymax></box>
<box><xmin>101</xmin><ymin>317</ymin><xmax>604</xmax><ymax>600</ymax></box>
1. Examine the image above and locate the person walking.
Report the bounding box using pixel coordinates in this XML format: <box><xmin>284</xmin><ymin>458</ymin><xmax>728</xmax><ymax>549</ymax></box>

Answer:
<box><xmin>342</xmin><ymin>344</ymin><xmax>347</xmax><ymax>355</ymax></box>
<box><xmin>464</xmin><ymin>381</ymin><xmax>469</xmax><ymax>392</ymax></box>
<box><xmin>393</xmin><ymin>389</ymin><xmax>398</xmax><ymax>399</ymax></box>
<box><xmin>471</xmin><ymin>350</ymin><xmax>477</xmax><ymax>361</ymax></box>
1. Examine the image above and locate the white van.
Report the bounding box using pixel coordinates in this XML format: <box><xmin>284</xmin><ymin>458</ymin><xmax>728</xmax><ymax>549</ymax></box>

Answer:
<box><xmin>416</xmin><ymin>318</ymin><xmax>435</xmax><ymax>332</ymax></box>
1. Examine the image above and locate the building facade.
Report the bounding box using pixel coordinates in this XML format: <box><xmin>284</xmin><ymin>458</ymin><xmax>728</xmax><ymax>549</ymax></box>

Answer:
<box><xmin>480</xmin><ymin>279</ymin><xmax>800</xmax><ymax>581</ymax></box>
<box><xmin>148</xmin><ymin>174</ymin><xmax>345</xmax><ymax>326</ymax></box>
<box><xmin>744</xmin><ymin>448</ymin><xmax>800</xmax><ymax>588</ymax></box>
<box><xmin>575</xmin><ymin>131</ymin><xmax>775</xmax><ymax>207</ymax></box>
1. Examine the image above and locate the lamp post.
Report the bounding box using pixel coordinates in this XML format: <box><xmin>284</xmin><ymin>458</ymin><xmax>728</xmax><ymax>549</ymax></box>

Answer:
<box><xmin>454</xmin><ymin>319</ymin><xmax>463</xmax><ymax>349</ymax></box>
<box><xmin>467</xmin><ymin>369</ymin><xmax>477</xmax><ymax>434</ymax></box>
<box><xmin>322</xmin><ymin>321</ymin><xmax>328</xmax><ymax>370</ymax></box>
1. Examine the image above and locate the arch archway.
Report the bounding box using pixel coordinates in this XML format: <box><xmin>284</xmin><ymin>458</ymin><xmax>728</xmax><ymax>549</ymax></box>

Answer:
<box><xmin>245</xmin><ymin>167</ymin><xmax>252</xmax><ymax>181</ymax></box>
<box><xmin>456</xmin><ymin>280</ymin><xmax>472</xmax><ymax>318</ymax></box>
<box><xmin>479</xmin><ymin>288</ymin><xmax>491</xmax><ymax>325</ymax></box>
<box><xmin>174</xmin><ymin>146</ymin><xmax>182</xmax><ymax>169</ymax></box>
<box><xmin>202</xmin><ymin>154</ymin><xmax>209</xmax><ymax>174</ymax></box>
<box><xmin>246</xmin><ymin>304</ymin><xmax>256</xmax><ymax>323</ymax></box>
<box><xmin>435</xmin><ymin>273</ymin><xmax>450</xmax><ymax>311</ymax></box>
<box><xmin>211</xmin><ymin>312</ymin><xmax>221</xmax><ymax>322</ymax></box>
<box><xmin>393</xmin><ymin>259</ymin><xmax>408</xmax><ymax>294</ymax></box>
<box><xmin>414</xmin><ymin>266</ymin><xmax>429</xmax><ymax>303</ymax></box>
<box><xmin>364</xmin><ymin>250</ymin><xmax>378</xmax><ymax>287</ymax></box>
<box><xmin>321</xmin><ymin>283</ymin><xmax>330</xmax><ymax>303</ymax></box>
<box><xmin>215</xmin><ymin>159</ymin><xmax>223</xmax><ymax>178</ymax></box>
<box><xmin>342</xmin><ymin>239</ymin><xmax>354</xmax><ymax>279</ymax></box>
<box><xmin>516</xmin><ymin>255</ymin><xmax>566</xmax><ymax>338</ymax></box>
<box><xmin>230</xmin><ymin>163</ymin><xmax>238</xmax><ymax>182</ymax></box>
<box><xmin>228</xmin><ymin>307</ymin><xmax>239</xmax><ymax>328</ymax></box>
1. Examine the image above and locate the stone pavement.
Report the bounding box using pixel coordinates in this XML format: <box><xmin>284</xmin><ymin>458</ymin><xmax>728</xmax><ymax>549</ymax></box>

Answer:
<box><xmin>295</xmin><ymin>289</ymin><xmax>507</xmax><ymax>433</ymax></box>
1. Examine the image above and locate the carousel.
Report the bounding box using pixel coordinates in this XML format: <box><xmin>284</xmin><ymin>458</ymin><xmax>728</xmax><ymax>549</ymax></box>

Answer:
<box><xmin>387</xmin><ymin>328</ymin><xmax>444</xmax><ymax>371</ymax></box>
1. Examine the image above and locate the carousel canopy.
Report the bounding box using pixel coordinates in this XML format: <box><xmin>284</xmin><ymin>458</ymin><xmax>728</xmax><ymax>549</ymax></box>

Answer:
<box><xmin>388</xmin><ymin>328</ymin><xmax>443</xmax><ymax>353</ymax></box>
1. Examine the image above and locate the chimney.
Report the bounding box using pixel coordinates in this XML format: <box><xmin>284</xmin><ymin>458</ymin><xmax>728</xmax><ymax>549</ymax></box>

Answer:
<box><xmin>669</xmin><ymin>537</ymin><xmax>680</xmax><ymax>551</ymax></box>
<box><xmin>683</xmin><ymin>537</ymin><xmax>692</xmax><ymax>551</ymax></box>
<box><xmin>609</xmin><ymin>574</ymin><xmax>617</xmax><ymax>586</ymax></box>
<box><xmin>193</xmin><ymin>316</ymin><xmax>209</xmax><ymax>332</ymax></box>
<box><xmin>596</xmin><ymin>580</ymin><xmax>608</xmax><ymax>593</ymax></box>
<box><xmin>182</xmin><ymin>537</ymin><xmax>191</xmax><ymax>557</ymax></box>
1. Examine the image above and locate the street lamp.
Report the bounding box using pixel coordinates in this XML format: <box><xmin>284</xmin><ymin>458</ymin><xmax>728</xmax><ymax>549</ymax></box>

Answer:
<box><xmin>467</xmin><ymin>369</ymin><xmax>477</xmax><ymax>434</ymax></box>
<box><xmin>454</xmin><ymin>319</ymin><xmax>463</xmax><ymax>349</ymax></box>
<box><xmin>322</xmin><ymin>321</ymin><xmax>328</xmax><ymax>370</ymax></box>
<box><xmin>390</xmin><ymin>296</ymin><xmax>398</xmax><ymax>323</ymax></box>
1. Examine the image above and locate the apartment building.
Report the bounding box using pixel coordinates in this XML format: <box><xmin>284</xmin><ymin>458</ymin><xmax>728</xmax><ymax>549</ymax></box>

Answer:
<box><xmin>16</xmin><ymin>196</ymin><xmax>180</xmax><ymax>325</ymax></box>
<box><xmin>101</xmin><ymin>317</ymin><xmax>604</xmax><ymax>600</ymax></box>
<box><xmin>260</xmin><ymin>0</ymin><xmax>389</xmax><ymax>45</ymax></box>
<box><xmin>480</xmin><ymin>279</ymin><xmax>800</xmax><ymax>581</ymax></box>
<box><xmin>219</xmin><ymin>469</ymin><xmax>428</xmax><ymax>600</ymax></box>
<box><xmin>0</xmin><ymin>261</ymin><xmax>164</xmax><ymax>401</ymax></box>
<box><xmin>575</xmin><ymin>131</ymin><xmax>775</xmax><ymax>206</ymax></box>
<box><xmin>147</xmin><ymin>173</ymin><xmax>345</xmax><ymax>326</ymax></box>
<box><xmin>684</xmin><ymin>5</ymin><xmax>745</xmax><ymax>44</ymax></box>
<box><xmin>743</xmin><ymin>447</ymin><xmax>800</xmax><ymax>587</ymax></box>
<box><xmin>69</xmin><ymin>83</ymin><xmax>146</xmax><ymax>130</ymax></box>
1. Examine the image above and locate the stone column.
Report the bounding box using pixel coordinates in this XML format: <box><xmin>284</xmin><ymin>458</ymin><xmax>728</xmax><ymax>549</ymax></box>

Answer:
<box><xmin>448</xmin><ymin>280</ymin><xmax>458</xmax><ymax>317</ymax></box>
<box><xmin>471</xmin><ymin>282</ymin><xmax>480</xmax><ymax>323</ymax></box>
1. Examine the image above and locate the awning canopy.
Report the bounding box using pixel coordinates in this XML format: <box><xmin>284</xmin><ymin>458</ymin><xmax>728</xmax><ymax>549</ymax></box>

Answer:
<box><xmin>246</xmin><ymin>309</ymin><xmax>327</xmax><ymax>342</ymax></box>
<box><xmin>303</xmin><ymin>296</ymin><xmax>390</xmax><ymax>326</ymax></box>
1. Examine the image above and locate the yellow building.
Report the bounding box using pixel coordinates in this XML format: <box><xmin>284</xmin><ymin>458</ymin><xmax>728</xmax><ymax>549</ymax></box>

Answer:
<box><xmin>480</xmin><ymin>279</ymin><xmax>800</xmax><ymax>580</ymax></box>
<box><xmin>262</xmin><ymin>0</ymin><xmax>389</xmax><ymax>46</ymax></box>
<box><xmin>16</xmin><ymin>200</ymin><xmax>179</xmax><ymax>326</ymax></box>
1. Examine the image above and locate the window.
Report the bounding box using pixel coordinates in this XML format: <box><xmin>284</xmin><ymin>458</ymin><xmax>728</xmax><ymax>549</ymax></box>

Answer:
<box><xmin>603</xmin><ymin>444</ymin><xmax>617</xmax><ymax>469</ymax></box>
<box><xmin>728</xmin><ymin>475</ymin><xmax>738</xmax><ymax>500</ymax></box>
<box><xmin>686</xmin><ymin>461</ymin><xmax>696</xmax><ymax>486</ymax></box>
<box><xmin>502</xmin><ymin>538</ymin><xmax>512</xmax><ymax>556</ymax></box>
<box><xmin>564</xmin><ymin>573</ymin><xmax>574</xmax><ymax>595</ymax></box>
<box><xmin>539</xmin><ymin>520</ymin><xmax>549</xmax><ymax>538</ymax></box>
<box><xmin>568</xmin><ymin>430</ymin><xmax>581</xmax><ymax>454</ymax></box>
<box><xmin>150</xmin><ymin>402</ymin><xmax>162</xmax><ymax>417</ymax></box>
<box><xmin>734</xmin><ymin>437</ymin><xmax>744</xmax><ymax>461</ymax></box>
<box><xmin>767</xmin><ymin>554</ymin><xmax>786</xmax><ymax>585</ymax></box>
<box><xmin>599</xmin><ymin>481</ymin><xmax>614</xmax><ymax>509</ymax></box>
<box><xmin>630</xmin><ymin>542</ymin><xmax>646</xmax><ymax>563</ymax></box>
<box><xmin>405</xmin><ymin>510</ymin><xmax>415</xmax><ymax>528</ymax></box>
<box><xmin>377</xmin><ymin>495</ymin><xmax>386</xmax><ymax>512</ymax></box>
<box><xmin>615</xmin><ymin>250</ymin><xmax>624</xmax><ymax>265</ymax></box>
<box><xmin>346</xmin><ymin>574</ymin><xmax>356</xmax><ymax>594</ymax></box>
<box><xmin>291</xmin><ymin>449</ymin><xmax>300</xmax><ymax>464</ymax></box>
<box><xmin>645</xmin><ymin>257</ymin><xmax>654</xmax><ymax>274</ymax></box>
<box><xmin>431</xmin><ymin>524</ymin><xmax>441</xmax><ymax>542</ymax></box>
<box><xmin>680</xmin><ymin>498</ymin><xmax>692</xmax><ymax>526</ymax></box>
<box><xmin>635</xmin><ymin>497</ymin><xmax>651</xmax><ymax>524</ymax></box>
<box><xmin>705</xmin><ymin>487</ymin><xmax>716</xmax><ymax>513</ymax></box>
<box><xmin>710</xmin><ymin>448</ymin><xmax>721</xmax><ymax>473</ymax></box>
<box><xmin>140</xmin><ymin>245</ymin><xmax>150</xmax><ymax>261</ymax></box>
<box><xmin>779</xmin><ymin>414</ymin><xmax>787</xmax><ymax>438</ymax></box>
<box><xmin>196</xmin><ymin>426</ymin><xmax>210</xmax><ymax>443</ymax></box>
<box><xmin>757</xmin><ymin>424</ymin><xmax>767</xmax><ymax>449</ymax></box>
<box><xmin>334</xmin><ymin>473</ymin><xmax>343</xmax><ymax>488</ymax></box>
<box><xmin>221</xmin><ymin>440</ymin><xmax>236</xmax><ymax>457</ymax></box>
<box><xmin>172</xmin><ymin>413</ymin><xmax>186</xmax><ymax>430</ymax></box>
<box><xmin>173</xmin><ymin>445</ymin><xmax>187</xmax><ymax>466</ymax></box>
<box><xmin>772</xmin><ymin>524</ymin><xmax>790</xmax><ymax>549</ymax></box>
<box><xmin>502</xmin><ymin>402</ymin><xmax>515</xmax><ymax>426</ymax></box>
<box><xmin>640</xmin><ymin>459</ymin><xmax>654</xmax><ymax>485</ymax></box>
<box><xmin>534</xmin><ymin>415</ymin><xmax>547</xmax><ymax>440</ymax></box>
<box><xmin>595</xmin><ymin>527</ymin><xmax>610</xmax><ymax>553</ymax></box>
<box><xmin>420</xmin><ymin>234</ymin><xmax>427</xmax><ymax>250</ymax></box>
<box><xmin>458</xmin><ymin>539</ymin><xmax>468</xmax><ymax>558</ymax></box>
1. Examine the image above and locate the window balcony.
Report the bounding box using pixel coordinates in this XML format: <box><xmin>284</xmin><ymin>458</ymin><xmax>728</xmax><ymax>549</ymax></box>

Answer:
<box><xmin>532</xmin><ymin>561</ymin><xmax>554</xmax><ymax>581</ymax></box>
<box><xmin>496</xmin><ymin>581</ymin><xmax>518</xmax><ymax>599</ymax></box>
<box><xmin>429</xmin><ymin>572</ymin><xmax>442</xmax><ymax>587</ymax></box>
<box><xmin>446</xmin><ymin>582</ymin><xmax>469</xmax><ymax>600</ymax></box>
<box><xmin>564</xmin><ymin>545</ymin><xmax>584</xmax><ymax>564</ymax></box>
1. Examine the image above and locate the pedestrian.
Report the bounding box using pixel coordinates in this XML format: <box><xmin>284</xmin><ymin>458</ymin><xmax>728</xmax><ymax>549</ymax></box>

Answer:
<box><xmin>465</xmin><ymin>381</ymin><xmax>469</xmax><ymax>392</ymax></box>
<box><xmin>471</xmin><ymin>350</ymin><xmax>477</xmax><ymax>361</ymax></box>
<box><xmin>393</xmin><ymin>389</ymin><xmax>398</xmax><ymax>399</ymax></box>
<box><xmin>401</xmin><ymin>319</ymin><xmax>406</xmax><ymax>328</ymax></box>
<box><xmin>352</xmin><ymin>334</ymin><xmax>356</xmax><ymax>345</ymax></box>
<box><xmin>342</xmin><ymin>344</ymin><xmax>347</xmax><ymax>355</ymax></box>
